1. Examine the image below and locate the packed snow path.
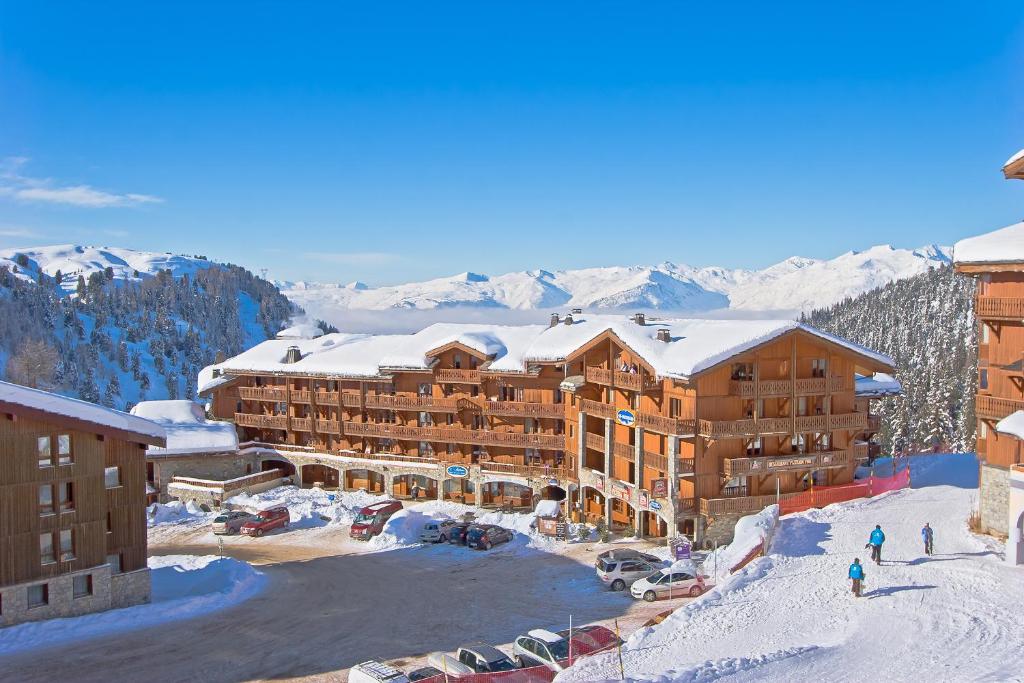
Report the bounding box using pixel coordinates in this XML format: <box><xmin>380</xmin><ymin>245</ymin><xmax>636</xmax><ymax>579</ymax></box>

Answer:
<box><xmin>559</xmin><ymin>454</ymin><xmax>1024</xmax><ymax>682</ymax></box>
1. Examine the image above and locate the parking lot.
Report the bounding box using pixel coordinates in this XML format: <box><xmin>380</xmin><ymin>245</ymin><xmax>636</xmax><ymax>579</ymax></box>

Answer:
<box><xmin>0</xmin><ymin>521</ymin><xmax>699</xmax><ymax>682</ymax></box>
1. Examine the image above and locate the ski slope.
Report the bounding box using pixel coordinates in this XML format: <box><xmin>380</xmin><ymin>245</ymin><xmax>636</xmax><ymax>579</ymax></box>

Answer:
<box><xmin>558</xmin><ymin>454</ymin><xmax>1024</xmax><ymax>683</ymax></box>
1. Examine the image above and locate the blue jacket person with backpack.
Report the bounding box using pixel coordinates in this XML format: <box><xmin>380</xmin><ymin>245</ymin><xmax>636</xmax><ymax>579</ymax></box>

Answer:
<box><xmin>849</xmin><ymin>558</ymin><xmax>865</xmax><ymax>597</ymax></box>
<box><xmin>922</xmin><ymin>523</ymin><xmax>933</xmax><ymax>555</ymax></box>
<box><xmin>867</xmin><ymin>525</ymin><xmax>885</xmax><ymax>564</ymax></box>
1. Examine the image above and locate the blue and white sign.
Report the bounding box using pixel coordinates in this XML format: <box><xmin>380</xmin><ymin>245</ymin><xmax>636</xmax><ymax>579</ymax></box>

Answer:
<box><xmin>616</xmin><ymin>409</ymin><xmax>636</xmax><ymax>427</ymax></box>
<box><xmin>649</xmin><ymin>500</ymin><xmax>662</xmax><ymax>511</ymax></box>
<box><xmin>446</xmin><ymin>464</ymin><xmax>469</xmax><ymax>478</ymax></box>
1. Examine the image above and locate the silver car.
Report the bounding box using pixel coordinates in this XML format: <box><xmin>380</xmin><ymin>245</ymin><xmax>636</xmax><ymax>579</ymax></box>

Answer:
<box><xmin>512</xmin><ymin>629</ymin><xmax>573</xmax><ymax>671</ymax></box>
<box><xmin>212</xmin><ymin>510</ymin><xmax>254</xmax><ymax>535</ymax></box>
<box><xmin>596</xmin><ymin>556</ymin><xmax>663</xmax><ymax>591</ymax></box>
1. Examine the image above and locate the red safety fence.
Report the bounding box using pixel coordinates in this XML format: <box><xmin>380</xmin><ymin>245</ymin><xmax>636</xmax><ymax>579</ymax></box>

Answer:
<box><xmin>779</xmin><ymin>467</ymin><xmax>910</xmax><ymax>516</ymax></box>
<box><xmin>729</xmin><ymin>540</ymin><xmax>765</xmax><ymax>574</ymax></box>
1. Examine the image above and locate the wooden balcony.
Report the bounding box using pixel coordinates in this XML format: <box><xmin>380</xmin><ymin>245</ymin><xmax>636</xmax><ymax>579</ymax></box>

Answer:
<box><xmin>238</xmin><ymin>387</ymin><xmax>287</xmax><ymax>402</ymax></box>
<box><xmin>578</xmin><ymin>398</ymin><xmax>695</xmax><ymax>436</ymax></box>
<box><xmin>829</xmin><ymin>412</ymin><xmax>868</xmax><ymax>431</ymax></box>
<box><xmin>291</xmin><ymin>390</ymin><xmax>312</xmax><ymax>404</ymax></box>
<box><xmin>234</xmin><ymin>413</ymin><xmax>288</xmax><ymax>430</ymax></box>
<box><xmin>698</xmin><ymin>412</ymin><xmax>868</xmax><ymax>438</ymax></box>
<box><xmin>435</xmin><ymin>368</ymin><xmax>482</xmax><ymax>384</ymax></box>
<box><xmin>314</xmin><ymin>419</ymin><xmax>341</xmax><ymax>434</ymax></box>
<box><xmin>701</xmin><ymin>493</ymin><xmax>799</xmax><ymax>517</ymax></box>
<box><xmin>368</xmin><ymin>394</ymin><xmax>462</xmax><ymax>413</ymax></box>
<box><xmin>976</xmin><ymin>295</ymin><xmax>1024</xmax><ymax>322</ymax></box>
<box><xmin>583</xmin><ymin>366</ymin><xmax>660</xmax><ymax>392</ymax></box>
<box><xmin>315</xmin><ymin>390</ymin><xmax>340</xmax><ymax>404</ymax></box>
<box><xmin>479</xmin><ymin>461</ymin><xmax>574</xmax><ymax>480</ymax></box>
<box><xmin>866</xmin><ymin>415</ymin><xmax>882</xmax><ymax>432</ymax></box>
<box><xmin>343</xmin><ymin>422</ymin><xmax>565</xmax><ymax>450</ymax></box>
<box><xmin>723</xmin><ymin>444</ymin><xmax>868</xmax><ymax>477</ymax></box>
<box><xmin>976</xmin><ymin>394</ymin><xmax>1024</xmax><ymax>421</ymax></box>
<box><xmin>290</xmin><ymin>417</ymin><xmax>312</xmax><ymax>432</ymax></box>
<box><xmin>484</xmin><ymin>401</ymin><xmax>566</xmax><ymax>419</ymax></box>
<box><xmin>729</xmin><ymin>376</ymin><xmax>847</xmax><ymax>398</ymax></box>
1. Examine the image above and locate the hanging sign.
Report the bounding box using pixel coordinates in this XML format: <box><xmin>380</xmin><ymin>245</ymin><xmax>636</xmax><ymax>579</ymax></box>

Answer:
<box><xmin>616</xmin><ymin>409</ymin><xmax>636</xmax><ymax>427</ymax></box>
<box><xmin>446</xmin><ymin>465</ymin><xmax>469</xmax><ymax>478</ymax></box>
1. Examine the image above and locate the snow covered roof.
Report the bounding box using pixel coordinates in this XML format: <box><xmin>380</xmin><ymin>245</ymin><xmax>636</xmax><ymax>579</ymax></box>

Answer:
<box><xmin>528</xmin><ymin>629</ymin><xmax>564</xmax><ymax>644</ymax></box>
<box><xmin>129</xmin><ymin>400</ymin><xmax>238</xmax><ymax>455</ymax></box>
<box><xmin>275</xmin><ymin>323</ymin><xmax>323</xmax><ymax>340</ymax></box>
<box><xmin>855</xmin><ymin>373</ymin><xmax>902</xmax><ymax>398</ymax></box>
<box><xmin>995</xmin><ymin>411</ymin><xmax>1024</xmax><ymax>440</ymax></box>
<box><xmin>1005</xmin><ymin>149</ymin><xmax>1024</xmax><ymax>178</ymax></box>
<box><xmin>1007</xmin><ymin>149</ymin><xmax>1024</xmax><ymax>167</ymax></box>
<box><xmin>953</xmin><ymin>221</ymin><xmax>1024</xmax><ymax>266</ymax></box>
<box><xmin>0</xmin><ymin>380</ymin><xmax>166</xmax><ymax>446</ymax></box>
<box><xmin>199</xmin><ymin>316</ymin><xmax>893</xmax><ymax>386</ymax></box>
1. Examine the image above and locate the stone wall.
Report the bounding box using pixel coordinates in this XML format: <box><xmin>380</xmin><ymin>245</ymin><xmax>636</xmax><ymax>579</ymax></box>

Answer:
<box><xmin>702</xmin><ymin>512</ymin><xmax>746</xmax><ymax>547</ymax></box>
<box><xmin>980</xmin><ymin>462</ymin><xmax>1010</xmax><ymax>538</ymax></box>
<box><xmin>152</xmin><ymin>452</ymin><xmax>256</xmax><ymax>502</ymax></box>
<box><xmin>166</xmin><ymin>476</ymin><xmax>286</xmax><ymax>509</ymax></box>
<box><xmin>110</xmin><ymin>568</ymin><xmax>151</xmax><ymax>609</ymax></box>
<box><xmin>0</xmin><ymin>564</ymin><xmax>115</xmax><ymax>627</ymax></box>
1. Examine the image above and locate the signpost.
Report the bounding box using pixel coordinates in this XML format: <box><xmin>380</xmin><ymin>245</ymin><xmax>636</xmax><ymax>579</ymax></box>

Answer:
<box><xmin>670</xmin><ymin>536</ymin><xmax>692</xmax><ymax>560</ymax></box>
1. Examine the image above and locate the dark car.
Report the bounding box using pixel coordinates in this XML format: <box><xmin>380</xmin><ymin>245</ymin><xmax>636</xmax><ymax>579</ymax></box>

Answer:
<box><xmin>465</xmin><ymin>524</ymin><xmax>513</xmax><ymax>550</ymax></box>
<box><xmin>407</xmin><ymin>666</ymin><xmax>442</xmax><ymax>682</ymax></box>
<box><xmin>448</xmin><ymin>523</ymin><xmax>473</xmax><ymax>545</ymax></box>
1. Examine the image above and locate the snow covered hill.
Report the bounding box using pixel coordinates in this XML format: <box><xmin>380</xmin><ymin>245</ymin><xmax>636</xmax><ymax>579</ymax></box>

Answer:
<box><xmin>558</xmin><ymin>453</ymin><xmax>1022</xmax><ymax>683</ymax></box>
<box><xmin>0</xmin><ymin>244</ymin><xmax>217</xmax><ymax>294</ymax></box>
<box><xmin>281</xmin><ymin>243</ymin><xmax>951</xmax><ymax>316</ymax></box>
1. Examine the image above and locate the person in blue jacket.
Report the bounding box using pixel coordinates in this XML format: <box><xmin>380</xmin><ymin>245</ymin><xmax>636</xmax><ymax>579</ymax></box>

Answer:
<box><xmin>867</xmin><ymin>525</ymin><xmax>885</xmax><ymax>564</ymax></box>
<box><xmin>848</xmin><ymin>558</ymin><xmax>865</xmax><ymax>597</ymax></box>
<box><xmin>922</xmin><ymin>523</ymin><xmax>934</xmax><ymax>555</ymax></box>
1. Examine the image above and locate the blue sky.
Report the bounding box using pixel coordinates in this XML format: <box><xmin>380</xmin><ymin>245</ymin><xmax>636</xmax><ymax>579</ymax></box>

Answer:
<box><xmin>1</xmin><ymin>2</ymin><xmax>1022</xmax><ymax>285</ymax></box>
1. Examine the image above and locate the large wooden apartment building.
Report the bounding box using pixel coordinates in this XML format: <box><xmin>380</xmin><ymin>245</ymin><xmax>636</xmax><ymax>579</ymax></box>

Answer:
<box><xmin>953</xmin><ymin>147</ymin><xmax>1024</xmax><ymax>538</ymax></box>
<box><xmin>0</xmin><ymin>380</ymin><xmax>165</xmax><ymax>627</ymax></box>
<box><xmin>201</xmin><ymin>314</ymin><xmax>893</xmax><ymax>544</ymax></box>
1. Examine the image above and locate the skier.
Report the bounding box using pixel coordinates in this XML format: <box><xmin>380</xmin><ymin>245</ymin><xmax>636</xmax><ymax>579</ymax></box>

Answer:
<box><xmin>922</xmin><ymin>522</ymin><xmax>934</xmax><ymax>556</ymax></box>
<box><xmin>867</xmin><ymin>525</ymin><xmax>886</xmax><ymax>564</ymax></box>
<box><xmin>848</xmin><ymin>558</ymin><xmax>865</xmax><ymax>598</ymax></box>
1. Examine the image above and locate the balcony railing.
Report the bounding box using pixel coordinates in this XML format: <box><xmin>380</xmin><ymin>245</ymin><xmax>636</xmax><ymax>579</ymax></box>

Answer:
<box><xmin>866</xmin><ymin>415</ymin><xmax>882</xmax><ymax>432</ymax></box>
<box><xmin>170</xmin><ymin>468</ymin><xmax>287</xmax><ymax>495</ymax></box>
<box><xmin>290</xmin><ymin>417</ymin><xmax>312</xmax><ymax>432</ymax></box>
<box><xmin>698</xmin><ymin>412</ymin><xmax>868</xmax><ymax>438</ymax></box>
<box><xmin>479</xmin><ymin>461</ymin><xmax>574</xmax><ymax>480</ymax></box>
<box><xmin>435</xmin><ymin>368</ymin><xmax>482</xmax><ymax>384</ymax></box>
<box><xmin>723</xmin><ymin>444</ymin><xmax>868</xmax><ymax>477</ymax></box>
<box><xmin>578</xmin><ymin>398</ymin><xmax>695</xmax><ymax>436</ymax></box>
<box><xmin>315</xmin><ymin>390</ymin><xmax>340</xmax><ymax>404</ymax></box>
<box><xmin>583</xmin><ymin>367</ymin><xmax>660</xmax><ymax>392</ymax></box>
<box><xmin>291</xmin><ymin>390</ymin><xmax>312</xmax><ymax>404</ymax></box>
<box><xmin>701</xmin><ymin>493</ymin><xmax>800</xmax><ymax>517</ymax></box>
<box><xmin>729</xmin><ymin>376</ymin><xmax>847</xmax><ymax>398</ymax></box>
<box><xmin>343</xmin><ymin>422</ymin><xmax>565</xmax><ymax>449</ymax></box>
<box><xmin>314</xmin><ymin>419</ymin><xmax>342</xmax><ymax>434</ymax></box>
<box><xmin>238</xmin><ymin>387</ymin><xmax>287</xmax><ymax>402</ymax></box>
<box><xmin>484</xmin><ymin>401</ymin><xmax>566</xmax><ymax>419</ymax></box>
<box><xmin>234</xmin><ymin>413</ymin><xmax>289</xmax><ymax>430</ymax></box>
<box><xmin>976</xmin><ymin>295</ymin><xmax>1024</xmax><ymax>321</ymax></box>
<box><xmin>976</xmin><ymin>394</ymin><xmax>1024</xmax><ymax>421</ymax></box>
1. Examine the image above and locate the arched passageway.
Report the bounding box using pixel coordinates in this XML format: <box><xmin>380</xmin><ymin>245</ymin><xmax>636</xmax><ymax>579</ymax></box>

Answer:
<box><xmin>300</xmin><ymin>464</ymin><xmax>340</xmax><ymax>489</ymax></box>
<box><xmin>443</xmin><ymin>478</ymin><xmax>476</xmax><ymax>505</ymax></box>
<box><xmin>480</xmin><ymin>481</ymin><xmax>533</xmax><ymax>510</ymax></box>
<box><xmin>344</xmin><ymin>468</ymin><xmax>385</xmax><ymax>494</ymax></box>
<box><xmin>393</xmin><ymin>474</ymin><xmax>438</xmax><ymax>500</ymax></box>
<box><xmin>260</xmin><ymin>459</ymin><xmax>295</xmax><ymax>477</ymax></box>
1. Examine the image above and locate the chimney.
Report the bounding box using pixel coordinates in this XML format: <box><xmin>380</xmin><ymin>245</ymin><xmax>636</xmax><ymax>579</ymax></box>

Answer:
<box><xmin>549</xmin><ymin>313</ymin><xmax>561</xmax><ymax>328</ymax></box>
<box><xmin>571</xmin><ymin>308</ymin><xmax>583</xmax><ymax>315</ymax></box>
<box><xmin>656</xmin><ymin>328</ymin><xmax>671</xmax><ymax>343</ymax></box>
<box><xmin>285</xmin><ymin>346</ymin><xmax>302</xmax><ymax>364</ymax></box>
<box><xmin>633</xmin><ymin>313</ymin><xmax>646</xmax><ymax>326</ymax></box>
<box><xmin>563</xmin><ymin>314</ymin><xmax>574</xmax><ymax>326</ymax></box>
<box><xmin>212</xmin><ymin>368</ymin><xmax>222</xmax><ymax>378</ymax></box>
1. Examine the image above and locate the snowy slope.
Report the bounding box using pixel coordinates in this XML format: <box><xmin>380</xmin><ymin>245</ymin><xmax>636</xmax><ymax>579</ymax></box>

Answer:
<box><xmin>0</xmin><ymin>244</ymin><xmax>217</xmax><ymax>293</ymax></box>
<box><xmin>557</xmin><ymin>454</ymin><xmax>1023</xmax><ymax>683</ymax></box>
<box><xmin>281</xmin><ymin>243</ymin><xmax>951</xmax><ymax>315</ymax></box>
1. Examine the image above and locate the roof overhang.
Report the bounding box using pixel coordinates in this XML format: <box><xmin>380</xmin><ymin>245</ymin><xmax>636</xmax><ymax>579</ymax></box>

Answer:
<box><xmin>1004</xmin><ymin>153</ymin><xmax>1024</xmax><ymax>180</ymax></box>
<box><xmin>0</xmin><ymin>401</ymin><xmax>166</xmax><ymax>447</ymax></box>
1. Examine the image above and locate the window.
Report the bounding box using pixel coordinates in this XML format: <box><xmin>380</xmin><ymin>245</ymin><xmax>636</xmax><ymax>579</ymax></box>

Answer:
<box><xmin>59</xmin><ymin>529</ymin><xmax>74</xmax><ymax>561</ymax></box>
<box><xmin>39</xmin><ymin>533</ymin><xmax>55</xmax><ymax>564</ymax></box>
<box><xmin>669</xmin><ymin>398</ymin><xmax>682</xmax><ymax>419</ymax></box>
<box><xmin>104</xmin><ymin>466</ymin><xmax>121</xmax><ymax>488</ymax></box>
<box><xmin>56</xmin><ymin>434</ymin><xmax>72</xmax><ymax>465</ymax></box>
<box><xmin>39</xmin><ymin>484</ymin><xmax>54</xmax><ymax>515</ymax></box>
<box><xmin>731</xmin><ymin>362</ymin><xmax>753</xmax><ymax>381</ymax></box>
<box><xmin>980</xmin><ymin>369</ymin><xmax>989</xmax><ymax>391</ymax></box>
<box><xmin>797</xmin><ymin>396</ymin><xmax>808</xmax><ymax>417</ymax></box>
<box><xmin>811</xmin><ymin>358</ymin><xmax>828</xmax><ymax>378</ymax></box>
<box><xmin>27</xmin><ymin>584</ymin><xmax>48</xmax><ymax>609</ymax></box>
<box><xmin>453</xmin><ymin>353</ymin><xmax>462</xmax><ymax>369</ymax></box>
<box><xmin>980</xmin><ymin>421</ymin><xmax>988</xmax><ymax>438</ymax></box>
<box><xmin>107</xmin><ymin>553</ymin><xmax>122</xmax><ymax>574</ymax></box>
<box><xmin>106</xmin><ymin>511</ymin><xmax>112</xmax><ymax>533</ymax></box>
<box><xmin>982</xmin><ymin>323</ymin><xmax>990</xmax><ymax>343</ymax></box>
<box><xmin>418</xmin><ymin>382</ymin><xmax>431</xmax><ymax>397</ymax></box>
<box><xmin>37</xmin><ymin>436</ymin><xmax>52</xmax><ymax>468</ymax></box>
<box><xmin>73</xmin><ymin>574</ymin><xmax>93</xmax><ymax>598</ymax></box>
<box><xmin>554</xmin><ymin>388</ymin><xmax>563</xmax><ymax>404</ymax></box>
<box><xmin>59</xmin><ymin>482</ymin><xmax>74</xmax><ymax>512</ymax></box>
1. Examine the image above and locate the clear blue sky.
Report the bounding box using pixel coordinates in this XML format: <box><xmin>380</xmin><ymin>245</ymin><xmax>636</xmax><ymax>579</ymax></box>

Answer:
<box><xmin>1</xmin><ymin>2</ymin><xmax>1022</xmax><ymax>284</ymax></box>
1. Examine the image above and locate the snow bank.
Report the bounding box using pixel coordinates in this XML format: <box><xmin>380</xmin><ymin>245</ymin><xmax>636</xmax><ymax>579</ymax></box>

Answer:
<box><xmin>0</xmin><ymin>555</ymin><xmax>265</xmax><ymax>657</ymax></box>
<box><xmin>147</xmin><ymin>500</ymin><xmax>212</xmax><ymax>527</ymax></box>
<box><xmin>226</xmin><ymin>485</ymin><xmax>387</xmax><ymax>529</ymax></box>
<box><xmin>701</xmin><ymin>504</ymin><xmax>779</xmax><ymax>580</ymax></box>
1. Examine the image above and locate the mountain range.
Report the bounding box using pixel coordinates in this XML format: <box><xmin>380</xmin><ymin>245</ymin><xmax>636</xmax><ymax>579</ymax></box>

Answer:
<box><xmin>280</xmin><ymin>243</ymin><xmax>953</xmax><ymax>316</ymax></box>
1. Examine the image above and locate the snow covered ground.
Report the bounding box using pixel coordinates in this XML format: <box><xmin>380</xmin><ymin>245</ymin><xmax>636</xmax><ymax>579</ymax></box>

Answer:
<box><xmin>558</xmin><ymin>453</ymin><xmax>1024</xmax><ymax>683</ymax></box>
<box><xmin>0</xmin><ymin>555</ymin><xmax>265</xmax><ymax>657</ymax></box>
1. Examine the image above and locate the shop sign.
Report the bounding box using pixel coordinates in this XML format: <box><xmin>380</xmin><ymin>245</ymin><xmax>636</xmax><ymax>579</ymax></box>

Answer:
<box><xmin>446</xmin><ymin>464</ymin><xmax>469</xmax><ymax>478</ymax></box>
<box><xmin>616</xmin><ymin>409</ymin><xmax>636</xmax><ymax>427</ymax></box>
<box><xmin>651</xmin><ymin>478</ymin><xmax>668</xmax><ymax>498</ymax></box>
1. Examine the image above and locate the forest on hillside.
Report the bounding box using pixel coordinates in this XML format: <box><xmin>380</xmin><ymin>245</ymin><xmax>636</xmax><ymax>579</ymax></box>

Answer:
<box><xmin>802</xmin><ymin>264</ymin><xmax>977</xmax><ymax>455</ymax></box>
<box><xmin>0</xmin><ymin>263</ymin><xmax>298</xmax><ymax>410</ymax></box>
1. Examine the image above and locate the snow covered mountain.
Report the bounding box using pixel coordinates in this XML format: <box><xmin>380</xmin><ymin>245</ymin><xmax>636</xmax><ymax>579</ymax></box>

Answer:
<box><xmin>281</xmin><ymin>243</ymin><xmax>952</xmax><ymax>316</ymax></box>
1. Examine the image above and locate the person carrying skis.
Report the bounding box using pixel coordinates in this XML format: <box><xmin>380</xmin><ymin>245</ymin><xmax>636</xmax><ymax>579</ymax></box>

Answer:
<box><xmin>922</xmin><ymin>522</ymin><xmax>934</xmax><ymax>556</ymax></box>
<box><xmin>848</xmin><ymin>558</ymin><xmax>865</xmax><ymax>597</ymax></box>
<box><xmin>867</xmin><ymin>525</ymin><xmax>886</xmax><ymax>564</ymax></box>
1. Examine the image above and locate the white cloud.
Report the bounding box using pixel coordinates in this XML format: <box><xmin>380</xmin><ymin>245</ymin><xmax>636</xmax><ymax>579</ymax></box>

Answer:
<box><xmin>0</xmin><ymin>225</ymin><xmax>40</xmax><ymax>238</ymax></box>
<box><xmin>0</xmin><ymin>157</ymin><xmax>163</xmax><ymax>208</ymax></box>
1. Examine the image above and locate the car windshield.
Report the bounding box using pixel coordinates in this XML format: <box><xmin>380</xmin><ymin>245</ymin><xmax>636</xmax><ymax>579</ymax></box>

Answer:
<box><xmin>597</xmin><ymin>559</ymin><xmax>616</xmax><ymax>572</ymax></box>
<box><xmin>424</xmin><ymin>524</ymin><xmax>437</xmax><ymax>531</ymax></box>
<box><xmin>546</xmin><ymin>639</ymin><xmax>571</xmax><ymax>660</ymax></box>
<box><xmin>214</xmin><ymin>515</ymin><xmax>229</xmax><ymax>522</ymax></box>
<box><xmin>354</xmin><ymin>512</ymin><xmax>376</xmax><ymax>525</ymax></box>
<box><xmin>484</xmin><ymin>658</ymin><xmax>516</xmax><ymax>672</ymax></box>
<box><xmin>466</xmin><ymin>528</ymin><xmax>485</xmax><ymax>539</ymax></box>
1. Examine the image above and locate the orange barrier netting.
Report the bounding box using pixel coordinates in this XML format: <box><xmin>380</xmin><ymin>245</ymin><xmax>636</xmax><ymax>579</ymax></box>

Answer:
<box><xmin>778</xmin><ymin>467</ymin><xmax>910</xmax><ymax>516</ymax></box>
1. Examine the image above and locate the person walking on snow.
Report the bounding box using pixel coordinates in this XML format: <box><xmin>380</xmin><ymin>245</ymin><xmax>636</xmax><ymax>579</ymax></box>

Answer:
<box><xmin>867</xmin><ymin>525</ymin><xmax>886</xmax><ymax>564</ymax></box>
<box><xmin>849</xmin><ymin>558</ymin><xmax>865</xmax><ymax>598</ymax></box>
<box><xmin>922</xmin><ymin>523</ymin><xmax>934</xmax><ymax>555</ymax></box>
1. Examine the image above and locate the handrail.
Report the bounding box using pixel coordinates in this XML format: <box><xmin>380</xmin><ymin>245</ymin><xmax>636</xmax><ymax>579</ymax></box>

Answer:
<box><xmin>343</xmin><ymin>422</ymin><xmax>565</xmax><ymax>449</ymax></box>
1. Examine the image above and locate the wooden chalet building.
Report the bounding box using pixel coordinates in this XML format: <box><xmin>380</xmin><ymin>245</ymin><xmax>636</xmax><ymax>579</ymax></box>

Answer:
<box><xmin>0</xmin><ymin>380</ymin><xmax>165</xmax><ymax>627</ymax></box>
<box><xmin>953</xmin><ymin>148</ymin><xmax>1024</xmax><ymax>538</ymax></box>
<box><xmin>201</xmin><ymin>314</ymin><xmax>893</xmax><ymax>544</ymax></box>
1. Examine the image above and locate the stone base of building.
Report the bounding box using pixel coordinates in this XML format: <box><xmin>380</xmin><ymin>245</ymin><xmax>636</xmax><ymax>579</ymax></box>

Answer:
<box><xmin>151</xmin><ymin>452</ymin><xmax>256</xmax><ymax>503</ymax></box>
<box><xmin>0</xmin><ymin>564</ymin><xmax>150</xmax><ymax>628</ymax></box>
<box><xmin>702</xmin><ymin>512</ymin><xmax>746</xmax><ymax>548</ymax></box>
<box><xmin>979</xmin><ymin>462</ymin><xmax>1010</xmax><ymax>538</ymax></box>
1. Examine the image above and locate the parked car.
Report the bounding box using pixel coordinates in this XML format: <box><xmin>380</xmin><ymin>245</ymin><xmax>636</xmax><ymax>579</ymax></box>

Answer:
<box><xmin>211</xmin><ymin>510</ymin><xmax>254</xmax><ymax>535</ymax></box>
<box><xmin>239</xmin><ymin>506</ymin><xmax>289</xmax><ymax>537</ymax></box>
<box><xmin>447</xmin><ymin>522</ymin><xmax>473</xmax><ymax>546</ymax></box>
<box><xmin>512</xmin><ymin>629</ymin><xmax>573</xmax><ymax>671</ymax></box>
<box><xmin>596</xmin><ymin>556</ymin><xmax>663</xmax><ymax>591</ymax></box>
<box><xmin>630</xmin><ymin>568</ymin><xmax>705</xmax><ymax>602</ymax></box>
<box><xmin>594</xmin><ymin>548</ymin><xmax>661</xmax><ymax>567</ymax></box>
<box><xmin>557</xmin><ymin>625</ymin><xmax>621</xmax><ymax>655</ymax></box>
<box><xmin>406</xmin><ymin>666</ymin><xmax>442</xmax><ymax>682</ymax></box>
<box><xmin>348</xmin><ymin>661</ymin><xmax>410</xmax><ymax>683</ymax></box>
<box><xmin>350</xmin><ymin>500</ymin><xmax>403</xmax><ymax>540</ymax></box>
<box><xmin>425</xmin><ymin>652</ymin><xmax>473</xmax><ymax>677</ymax></box>
<box><xmin>465</xmin><ymin>524</ymin><xmax>514</xmax><ymax>550</ymax></box>
<box><xmin>419</xmin><ymin>520</ymin><xmax>457</xmax><ymax>543</ymax></box>
<box><xmin>455</xmin><ymin>643</ymin><xmax>519</xmax><ymax>673</ymax></box>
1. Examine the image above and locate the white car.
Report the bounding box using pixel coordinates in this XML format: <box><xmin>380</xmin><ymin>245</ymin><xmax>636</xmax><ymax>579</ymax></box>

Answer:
<box><xmin>596</xmin><ymin>556</ymin><xmax>663</xmax><ymax>591</ymax></box>
<box><xmin>419</xmin><ymin>520</ymin><xmax>457</xmax><ymax>543</ymax></box>
<box><xmin>630</xmin><ymin>567</ymin><xmax>706</xmax><ymax>602</ymax></box>
<box><xmin>512</xmin><ymin>629</ymin><xmax>573</xmax><ymax>671</ymax></box>
<box><xmin>348</xmin><ymin>661</ymin><xmax>410</xmax><ymax>683</ymax></box>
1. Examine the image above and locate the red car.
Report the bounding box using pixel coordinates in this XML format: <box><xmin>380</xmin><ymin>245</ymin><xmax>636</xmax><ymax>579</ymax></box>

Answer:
<box><xmin>350</xmin><ymin>500</ymin><xmax>403</xmax><ymax>540</ymax></box>
<box><xmin>240</xmin><ymin>506</ymin><xmax>289</xmax><ymax>537</ymax></box>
